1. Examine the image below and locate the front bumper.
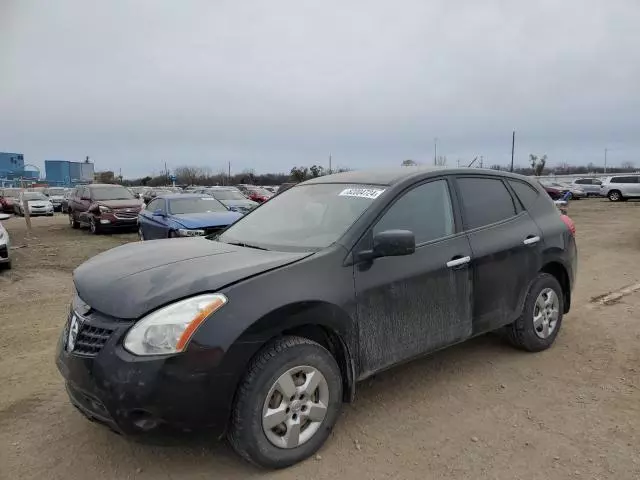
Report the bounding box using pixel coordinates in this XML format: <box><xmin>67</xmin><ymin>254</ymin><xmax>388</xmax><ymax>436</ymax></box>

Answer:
<box><xmin>96</xmin><ymin>213</ymin><xmax>138</xmax><ymax>229</ymax></box>
<box><xmin>56</xmin><ymin>308</ymin><xmax>237</xmax><ymax>436</ymax></box>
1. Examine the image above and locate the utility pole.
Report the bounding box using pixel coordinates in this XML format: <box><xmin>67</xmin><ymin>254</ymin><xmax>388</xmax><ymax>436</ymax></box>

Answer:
<box><xmin>604</xmin><ymin>148</ymin><xmax>608</xmax><ymax>173</ymax></box>
<box><xmin>164</xmin><ymin>162</ymin><xmax>168</xmax><ymax>185</ymax></box>
<box><xmin>433</xmin><ymin>138</ymin><xmax>438</xmax><ymax>165</ymax></box>
<box><xmin>329</xmin><ymin>153</ymin><xmax>332</xmax><ymax>174</ymax></box>
<box><xmin>480</xmin><ymin>156</ymin><xmax>484</xmax><ymax>168</ymax></box>
<box><xmin>228</xmin><ymin>161</ymin><xmax>231</xmax><ymax>185</ymax></box>
<box><xmin>510</xmin><ymin>130</ymin><xmax>515</xmax><ymax>172</ymax></box>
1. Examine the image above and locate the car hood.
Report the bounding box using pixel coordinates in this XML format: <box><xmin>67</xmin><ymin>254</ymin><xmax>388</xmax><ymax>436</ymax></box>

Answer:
<box><xmin>171</xmin><ymin>211</ymin><xmax>242</xmax><ymax>228</ymax></box>
<box><xmin>95</xmin><ymin>199</ymin><xmax>142</xmax><ymax>209</ymax></box>
<box><xmin>74</xmin><ymin>239</ymin><xmax>312</xmax><ymax>319</ymax></box>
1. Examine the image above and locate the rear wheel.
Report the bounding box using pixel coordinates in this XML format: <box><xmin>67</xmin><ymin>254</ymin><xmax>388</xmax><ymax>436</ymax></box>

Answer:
<box><xmin>228</xmin><ymin>336</ymin><xmax>343</xmax><ymax>468</ymax></box>
<box><xmin>608</xmin><ymin>190</ymin><xmax>622</xmax><ymax>202</ymax></box>
<box><xmin>505</xmin><ymin>273</ymin><xmax>564</xmax><ymax>352</ymax></box>
<box><xmin>0</xmin><ymin>261</ymin><xmax>11</xmax><ymax>271</ymax></box>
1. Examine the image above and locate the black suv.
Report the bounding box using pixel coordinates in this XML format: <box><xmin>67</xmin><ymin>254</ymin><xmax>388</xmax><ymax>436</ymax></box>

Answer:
<box><xmin>57</xmin><ymin>168</ymin><xmax>577</xmax><ymax>468</ymax></box>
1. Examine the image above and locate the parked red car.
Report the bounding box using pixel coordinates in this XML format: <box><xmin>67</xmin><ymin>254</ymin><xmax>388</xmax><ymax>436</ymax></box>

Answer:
<box><xmin>236</xmin><ymin>185</ymin><xmax>273</xmax><ymax>203</ymax></box>
<box><xmin>0</xmin><ymin>188</ymin><xmax>21</xmax><ymax>213</ymax></box>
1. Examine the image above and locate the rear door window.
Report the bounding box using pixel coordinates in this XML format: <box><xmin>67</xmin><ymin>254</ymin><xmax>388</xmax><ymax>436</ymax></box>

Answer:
<box><xmin>457</xmin><ymin>177</ymin><xmax>517</xmax><ymax>230</ymax></box>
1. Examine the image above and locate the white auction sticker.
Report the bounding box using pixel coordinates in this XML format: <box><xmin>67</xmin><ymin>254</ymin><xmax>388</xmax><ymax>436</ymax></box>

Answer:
<box><xmin>339</xmin><ymin>188</ymin><xmax>385</xmax><ymax>199</ymax></box>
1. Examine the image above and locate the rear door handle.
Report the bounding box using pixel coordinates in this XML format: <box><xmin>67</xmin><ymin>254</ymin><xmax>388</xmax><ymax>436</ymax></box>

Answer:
<box><xmin>523</xmin><ymin>236</ymin><xmax>540</xmax><ymax>245</ymax></box>
<box><xmin>446</xmin><ymin>256</ymin><xmax>471</xmax><ymax>268</ymax></box>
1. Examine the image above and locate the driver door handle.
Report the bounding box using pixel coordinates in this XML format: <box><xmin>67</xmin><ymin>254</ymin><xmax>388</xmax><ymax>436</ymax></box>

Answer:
<box><xmin>523</xmin><ymin>235</ymin><xmax>540</xmax><ymax>245</ymax></box>
<box><xmin>446</xmin><ymin>256</ymin><xmax>471</xmax><ymax>268</ymax></box>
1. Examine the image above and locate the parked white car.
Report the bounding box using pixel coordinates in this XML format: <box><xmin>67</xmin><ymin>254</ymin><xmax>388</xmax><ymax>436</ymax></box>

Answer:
<box><xmin>600</xmin><ymin>175</ymin><xmax>640</xmax><ymax>202</ymax></box>
<box><xmin>0</xmin><ymin>213</ymin><xmax>11</xmax><ymax>270</ymax></box>
<box><xmin>14</xmin><ymin>192</ymin><xmax>55</xmax><ymax>216</ymax></box>
<box><xmin>45</xmin><ymin>187</ymin><xmax>68</xmax><ymax>211</ymax></box>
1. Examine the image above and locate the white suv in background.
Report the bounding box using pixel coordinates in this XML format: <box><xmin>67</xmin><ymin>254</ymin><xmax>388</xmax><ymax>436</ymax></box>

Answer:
<box><xmin>600</xmin><ymin>175</ymin><xmax>640</xmax><ymax>202</ymax></box>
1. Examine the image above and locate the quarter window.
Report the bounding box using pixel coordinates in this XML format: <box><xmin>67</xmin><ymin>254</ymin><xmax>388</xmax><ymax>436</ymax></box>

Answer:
<box><xmin>457</xmin><ymin>177</ymin><xmax>517</xmax><ymax>229</ymax></box>
<box><xmin>374</xmin><ymin>180</ymin><xmax>454</xmax><ymax>244</ymax></box>
<box><xmin>508</xmin><ymin>180</ymin><xmax>539</xmax><ymax>210</ymax></box>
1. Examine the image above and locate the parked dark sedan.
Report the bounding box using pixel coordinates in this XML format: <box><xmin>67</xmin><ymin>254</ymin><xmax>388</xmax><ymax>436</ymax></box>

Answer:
<box><xmin>57</xmin><ymin>168</ymin><xmax>577</xmax><ymax>468</ymax></box>
<box><xmin>138</xmin><ymin>194</ymin><xmax>242</xmax><ymax>240</ymax></box>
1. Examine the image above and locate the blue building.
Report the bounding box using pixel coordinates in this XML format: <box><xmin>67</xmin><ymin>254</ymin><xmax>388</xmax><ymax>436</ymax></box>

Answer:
<box><xmin>0</xmin><ymin>152</ymin><xmax>39</xmax><ymax>187</ymax></box>
<box><xmin>45</xmin><ymin>160</ymin><xmax>95</xmax><ymax>187</ymax></box>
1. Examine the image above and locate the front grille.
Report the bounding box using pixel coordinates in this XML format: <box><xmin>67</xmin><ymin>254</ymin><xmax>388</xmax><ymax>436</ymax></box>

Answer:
<box><xmin>74</xmin><ymin>321</ymin><xmax>113</xmax><ymax>356</ymax></box>
<box><xmin>113</xmin><ymin>210</ymin><xmax>138</xmax><ymax>219</ymax></box>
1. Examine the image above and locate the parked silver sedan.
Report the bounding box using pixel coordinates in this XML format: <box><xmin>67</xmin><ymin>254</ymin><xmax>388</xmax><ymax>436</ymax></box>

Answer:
<box><xmin>572</xmin><ymin>178</ymin><xmax>603</xmax><ymax>197</ymax></box>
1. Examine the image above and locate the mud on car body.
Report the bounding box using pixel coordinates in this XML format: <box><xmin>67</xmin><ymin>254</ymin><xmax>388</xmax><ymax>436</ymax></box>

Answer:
<box><xmin>57</xmin><ymin>167</ymin><xmax>577</xmax><ymax>468</ymax></box>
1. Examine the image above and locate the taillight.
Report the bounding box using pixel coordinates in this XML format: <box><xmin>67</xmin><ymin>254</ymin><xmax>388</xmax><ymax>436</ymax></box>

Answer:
<box><xmin>560</xmin><ymin>214</ymin><xmax>576</xmax><ymax>236</ymax></box>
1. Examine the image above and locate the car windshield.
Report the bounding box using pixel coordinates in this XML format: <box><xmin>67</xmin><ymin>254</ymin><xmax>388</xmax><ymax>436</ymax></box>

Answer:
<box><xmin>47</xmin><ymin>188</ymin><xmax>65</xmax><ymax>195</ymax></box>
<box><xmin>23</xmin><ymin>192</ymin><xmax>48</xmax><ymax>201</ymax></box>
<box><xmin>210</xmin><ymin>189</ymin><xmax>246</xmax><ymax>200</ymax></box>
<box><xmin>218</xmin><ymin>184</ymin><xmax>383</xmax><ymax>251</ymax></box>
<box><xmin>91</xmin><ymin>186</ymin><xmax>135</xmax><ymax>200</ymax></box>
<box><xmin>168</xmin><ymin>197</ymin><xmax>227</xmax><ymax>214</ymax></box>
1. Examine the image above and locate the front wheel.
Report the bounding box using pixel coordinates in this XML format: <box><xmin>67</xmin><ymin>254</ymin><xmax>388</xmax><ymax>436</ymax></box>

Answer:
<box><xmin>228</xmin><ymin>336</ymin><xmax>343</xmax><ymax>468</ymax></box>
<box><xmin>505</xmin><ymin>273</ymin><xmax>564</xmax><ymax>352</ymax></box>
<box><xmin>89</xmin><ymin>217</ymin><xmax>100</xmax><ymax>235</ymax></box>
<box><xmin>69</xmin><ymin>212</ymin><xmax>80</xmax><ymax>229</ymax></box>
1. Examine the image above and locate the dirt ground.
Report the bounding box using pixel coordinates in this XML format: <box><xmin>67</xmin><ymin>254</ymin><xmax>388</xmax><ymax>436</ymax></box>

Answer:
<box><xmin>1</xmin><ymin>201</ymin><xmax>639</xmax><ymax>480</ymax></box>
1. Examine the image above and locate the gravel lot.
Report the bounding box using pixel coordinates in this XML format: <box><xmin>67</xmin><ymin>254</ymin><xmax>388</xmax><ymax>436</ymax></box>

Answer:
<box><xmin>1</xmin><ymin>200</ymin><xmax>639</xmax><ymax>480</ymax></box>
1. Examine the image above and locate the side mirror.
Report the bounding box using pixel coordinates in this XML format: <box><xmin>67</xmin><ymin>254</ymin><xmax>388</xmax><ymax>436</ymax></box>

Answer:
<box><xmin>359</xmin><ymin>230</ymin><xmax>416</xmax><ymax>261</ymax></box>
<box><xmin>153</xmin><ymin>209</ymin><xmax>165</xmax><ymax>217</ymax></box>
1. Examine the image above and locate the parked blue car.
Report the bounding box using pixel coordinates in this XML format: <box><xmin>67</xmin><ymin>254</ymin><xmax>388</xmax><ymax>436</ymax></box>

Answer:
<box><xmin>138</xmin><ymin>194</ymin><xmax>242</xmax><ymax>240</ymax></box>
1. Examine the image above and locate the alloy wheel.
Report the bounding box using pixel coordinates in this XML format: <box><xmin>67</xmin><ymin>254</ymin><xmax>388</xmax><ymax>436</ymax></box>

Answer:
<box><xmin>533</xmin><ymin>288</ymin><xmax>559</xmax><ymax>339</ymax></box>
<box><xmin>262</xmin><ymin>366</ymin><xmax>329</xmax><ymax>449</ymax></box>
<box><xmin>609</xmin><ymin>192</ymin><xmax>621</xmax><ymax>201</ymax></box>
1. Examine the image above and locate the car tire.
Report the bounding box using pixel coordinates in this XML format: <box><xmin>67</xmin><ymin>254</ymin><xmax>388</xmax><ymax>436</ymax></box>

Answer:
<box><xmin>608</xmin><ymin>190</ymin><xmax>622</xmax><ymax>202</ymax></box>
<box><xmin>505</xmin><ymin>273</ymin><xmax>564</xmax><ymax>352</ymax></box>
<box><xmin>228</xmin><ymin>336</ymin><xmax>343</xmax><ymax>469</ymax></box>
<box><xmin>89</xmin><ymin>217</ymin><xmax>100</xmax><ymax>235</ymax></box>
<box><xmin>0</xmin><ymin>261</ymin><xmax>11</xmax><ymax>271</ymax></box>
<box><xmin>69</xmin><ymin>212</ymin><xmax>80</xmax><ymax>229</ymax></box>
<box><xmin>168</xmin><ymin>230</ymin><xmax>177</xmax><ymax>238</ymax></box>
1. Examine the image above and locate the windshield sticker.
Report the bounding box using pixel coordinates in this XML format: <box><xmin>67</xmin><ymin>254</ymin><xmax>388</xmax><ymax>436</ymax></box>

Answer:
<box><xmin>339</xmin><ymin>188</ymin><xmax>385</xmax><ymax>199</ymax></box>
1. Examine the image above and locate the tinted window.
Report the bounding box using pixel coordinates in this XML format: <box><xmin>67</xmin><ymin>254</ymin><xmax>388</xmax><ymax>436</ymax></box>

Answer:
<box><xmin>374</xmin><ymin>180</ymin><xmax>454</xmax><ymax>244</ymax></box>
<box><xmin>574</xmin><ymin>179</ymin><xmax>588</xmax><ymax>184</ymax></box>
<box><xmin>611</xmin><ymin>176</ymin><xmax>638</xmax><ymax>184</ymax></box>
<box><xmin>457</xmin><ymin>177</ymin><xmax>517</xmax><ymax>229</ymax></box>
<box><xmin>508</xmin><ymin>180</ymin><xmax>539</xmax><ymax>210</ymax></box>
<box><xmin>593</xmin><ymin>179</ymin><xmax>602</xmax><ymax>185</ymax></box>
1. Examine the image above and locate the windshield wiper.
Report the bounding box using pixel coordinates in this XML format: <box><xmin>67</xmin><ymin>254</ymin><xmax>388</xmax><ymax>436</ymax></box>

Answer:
<box><xmin>225</xmin><ymin>241</ymin><xmax>268</xmax><ymax>251</ymax></box>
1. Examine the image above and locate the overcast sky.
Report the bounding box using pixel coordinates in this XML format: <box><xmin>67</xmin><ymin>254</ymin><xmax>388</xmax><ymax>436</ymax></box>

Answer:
<box><xmin>1</xmin><ymin>0</ymin><xmax>639</xmax><ymax>178</ymax></box>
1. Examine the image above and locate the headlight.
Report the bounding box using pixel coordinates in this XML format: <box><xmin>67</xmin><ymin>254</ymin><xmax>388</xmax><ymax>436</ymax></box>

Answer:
<box><xmin>177</xmin><ymin>228</ymin><xmax>205</xmax><ymax>237</ymax></box>
<box><xmin>98</xmin><ymin>205</ymin><xmax>112</xmax><ymax>213</ymax></box>
<box><xmin>124</xmin><ymin>293</ymin><xmax>227</xmax><ymax>356</ymax></box>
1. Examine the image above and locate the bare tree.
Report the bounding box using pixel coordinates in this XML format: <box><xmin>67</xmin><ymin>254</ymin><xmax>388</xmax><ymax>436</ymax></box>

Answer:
<box><xmin>529</xmin><ymin>154</ymin><xmax>547</xmax><ymax>176</ymax></box>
